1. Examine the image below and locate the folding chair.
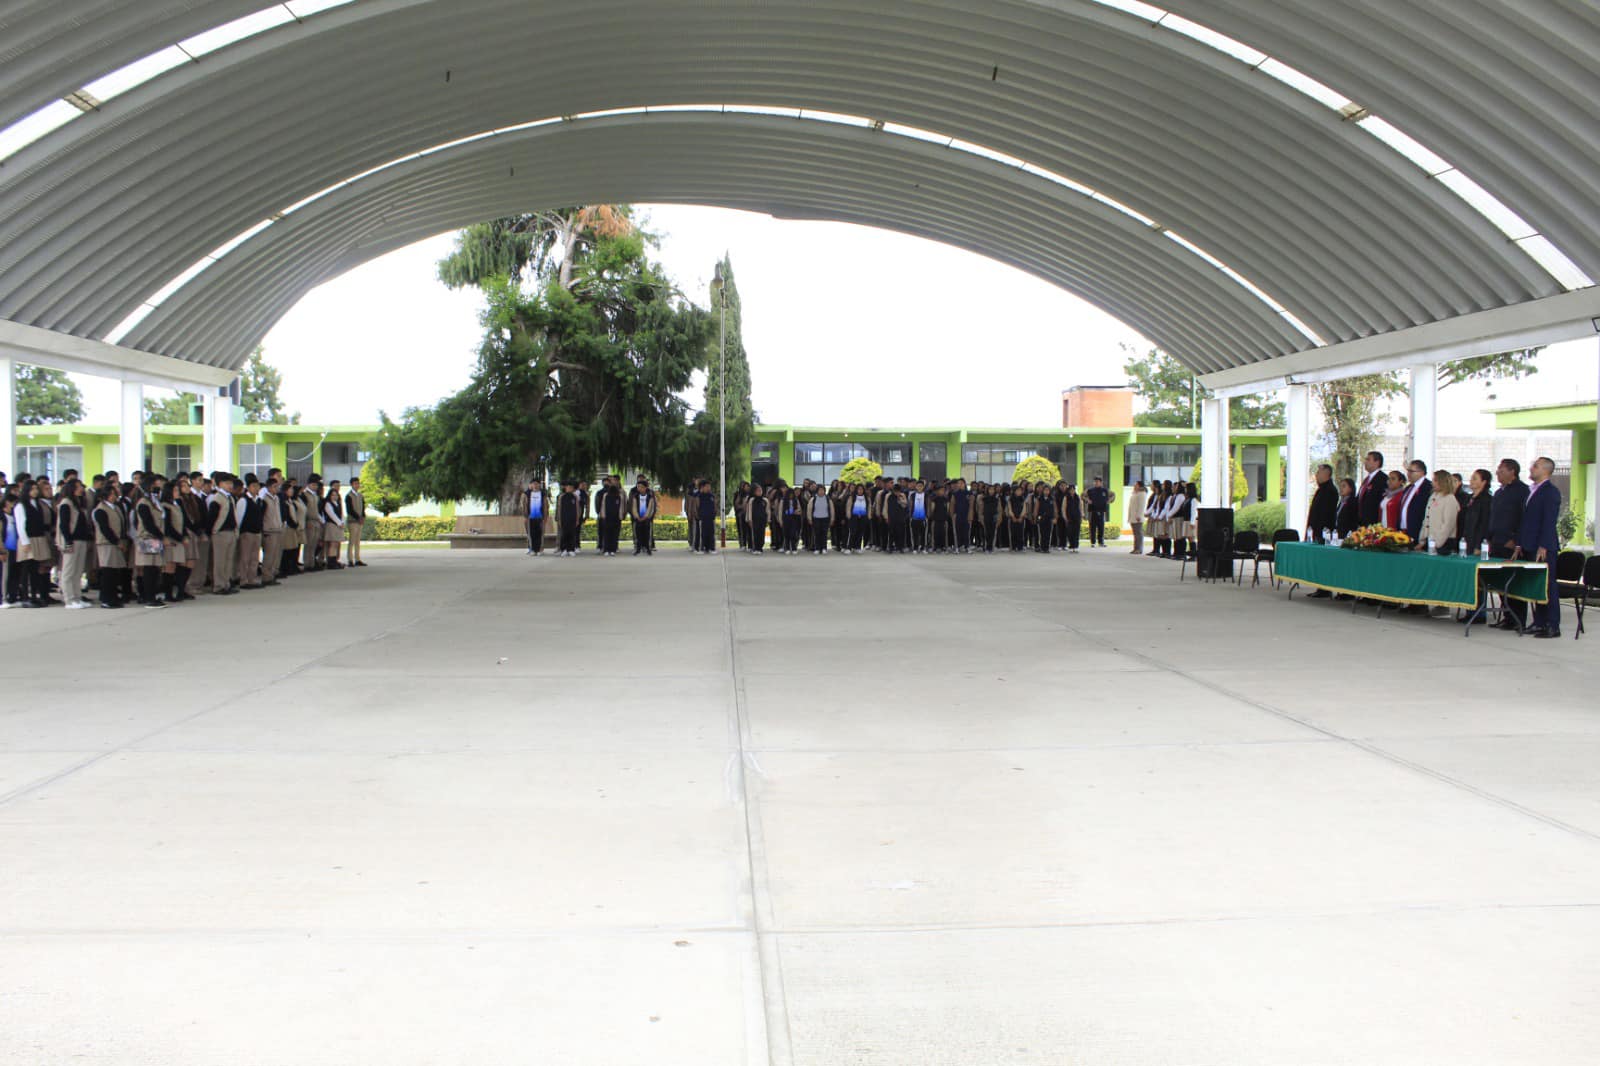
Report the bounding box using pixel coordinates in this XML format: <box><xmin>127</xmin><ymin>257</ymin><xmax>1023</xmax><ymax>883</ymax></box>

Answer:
<box><xmin>1230</xmin><ymin>530</ymin><xmax>1260</xmax><ymax>587</ymax></box>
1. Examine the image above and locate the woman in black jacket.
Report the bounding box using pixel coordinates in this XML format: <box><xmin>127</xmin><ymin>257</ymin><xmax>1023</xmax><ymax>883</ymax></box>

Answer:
<box><xmin>1457</xmin><ymin>468</ymin><xmax>1494</xmax><ymax>556</ymax></box>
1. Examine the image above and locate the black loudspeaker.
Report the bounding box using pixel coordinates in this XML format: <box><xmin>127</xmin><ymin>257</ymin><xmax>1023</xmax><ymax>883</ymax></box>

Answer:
<box><xmin>1197</xmin><ymin>507</ymin><xmax>1235</xmax><ymax>580</ymax></box>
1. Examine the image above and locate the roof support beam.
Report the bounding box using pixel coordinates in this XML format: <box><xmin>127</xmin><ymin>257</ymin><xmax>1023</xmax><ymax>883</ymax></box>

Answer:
<box><xmin>1201</xmin><ymin>289</ymin><xmax>1600</xmax><ymax>395</ymax></box>
<box><xmin>0</xmin><ymin>317</ymin><xmax>237</xmax><ymax>391</ymax></box>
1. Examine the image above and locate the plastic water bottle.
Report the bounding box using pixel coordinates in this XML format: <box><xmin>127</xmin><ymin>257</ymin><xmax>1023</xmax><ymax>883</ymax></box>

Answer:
<box><xmin>1480</xmin><ymin>540</ymin><xmax>1489</xmax><ymax>561</ymax></box>
<box><xmin>1427</xmin><ymin>537</ymin><xmax>1437</xmax><ymax>555</ymax></box>
<box><xmin>1459</xmin><ymin>537</ymin><xmax>1469</xmax><ymax>558</ymax></box>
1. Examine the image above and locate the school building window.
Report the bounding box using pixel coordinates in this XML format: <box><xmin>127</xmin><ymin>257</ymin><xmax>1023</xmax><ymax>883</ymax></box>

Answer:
<box><xmin>238</xmin><ymin>443</ymin><xmax>273</xmax><ymax>482</ymax></box>
<box><xmin>750</xmin><ymin>441</ymin><xmax>779</xmax><ymax>487</ymax></box>
<box><xmin>961</xmin><ymin>443</ymin><xmax>1074</xmax><ymax>485</ymax></box>
<box><xmin>1124</xmin><ymin>444</ymin><xmax>1200</xmax><ymax>489</ymax></box>
<box><xmin>13</xmin><ymin>445</ymin><xmax>83</xmax><ymax>482</ymax></box>
<box><xmin>158</xmin><ymin>443</ymin><xmax>192</xmax><ymax>480</ymax></box>
<box><xmin>793</xmin><ymin>442</ymin><xmax>911</xmax><ymax>485</ymax></box>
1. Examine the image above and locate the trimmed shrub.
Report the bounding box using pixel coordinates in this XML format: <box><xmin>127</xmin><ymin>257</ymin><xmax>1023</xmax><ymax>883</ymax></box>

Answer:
<box><xmin>582</xmin><ymin>517</ymin><xmax>690</xmax><ymax>542</ymax></box>
<box><xmin>367</xmin><ymin>516</ymin><xmax>454</xmax><ymax>541</ymax></box>
<box><xmin>838</xmin><ymin>457</ymin><xmax>882</xmax><ymax>485</ymax></box>
<box><xmin>1234</xmin><ymin>501</ymin><xmax>1286</xmax><ymax>540</ymax></box>
<box><xmin>1012</xmin><ymin>455</ymin><xmax>1062</xmax><ymax>485</ymax></box>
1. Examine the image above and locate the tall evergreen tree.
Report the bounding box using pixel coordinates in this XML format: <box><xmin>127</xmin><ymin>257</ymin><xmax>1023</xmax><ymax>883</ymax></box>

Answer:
<box><xmin>374</xmin><ymin>206</ymin><xmax>715</xmax><ymax>510</ymax></box>
<box><xmin>701</xmin><ymin>254</ymin><xmax>755</xmax><ymax>505</ymax></box>
<box><xmin>14</xmin><ymin>365</ymin><xmax>85</xmax><ymax>425</ymax></box>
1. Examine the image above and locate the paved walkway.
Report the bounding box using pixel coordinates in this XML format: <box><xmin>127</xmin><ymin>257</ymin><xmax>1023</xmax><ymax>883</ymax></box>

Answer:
<box><xmin>2</xmin><ymin>547</ymin><xmax>1597</xmax><ymax>1065</ymax></box>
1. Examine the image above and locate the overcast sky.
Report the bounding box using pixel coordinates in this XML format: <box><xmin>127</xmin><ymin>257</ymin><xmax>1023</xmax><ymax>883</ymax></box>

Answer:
<box><xmin>73</xmin><ymin>204</ymin><xmax>1597</xmax><ymax>433</ymax></box>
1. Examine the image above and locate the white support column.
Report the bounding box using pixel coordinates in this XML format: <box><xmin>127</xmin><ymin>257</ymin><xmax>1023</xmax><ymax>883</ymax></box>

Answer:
<box><xmin>1409</xmin><ymin>363</ymin><xmax>1438</xmax><ymax>471</ymax></box>
<box><xmin>1199</xmin><ymin>396</ymin><xmax>1229</xmax><ymax>508</ymax></box>
<box><xmin>119</xmin><ymin>379</ymin><xmax>143</xmax><ymax>475</ymax></box>
<box><xmin>0</xmin><ymin>355</ymin><xmax>15</xmax><ymax>477</ymax></box>
<box><xmin>203</xmin><ymin>391</ymin><xmax>234</xmax><ymax>473</ymax></box>
<box><xmin>1285</xmin><ymin>384</ymin><xmax>1311</xmax><ymax>534</ymax></box>
<box><xmin>1593</xmin><ymin>338</ymin><xmax>1599</xmax><ymax>549</ymax></box>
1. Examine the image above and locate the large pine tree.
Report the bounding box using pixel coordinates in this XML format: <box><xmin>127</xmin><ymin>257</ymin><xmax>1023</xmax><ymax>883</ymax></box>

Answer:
<box><xmin>701</xmin><ymin>254</ymin><xmax>755</xmax><ymax>505</ymax></box>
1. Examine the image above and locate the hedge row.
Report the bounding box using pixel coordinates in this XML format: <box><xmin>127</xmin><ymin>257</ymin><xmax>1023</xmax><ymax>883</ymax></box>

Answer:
<box><xmin>359</xmin><ymin>516</ymin><xmax>697</xmax><ymax>542</ymax></box>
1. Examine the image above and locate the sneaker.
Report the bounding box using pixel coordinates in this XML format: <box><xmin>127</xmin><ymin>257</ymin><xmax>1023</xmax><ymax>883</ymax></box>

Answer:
<box><xmin>143</xmin><ymin>601</ymin><xmax>167</xmax><ymax>610</ymax></box>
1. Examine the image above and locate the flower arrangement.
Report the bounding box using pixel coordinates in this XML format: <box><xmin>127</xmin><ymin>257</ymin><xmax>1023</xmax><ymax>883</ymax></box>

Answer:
<box><xmin>1341</xmin><ymin>525</ymin><xmax>1412</xmax><ymax>552</ymax></box>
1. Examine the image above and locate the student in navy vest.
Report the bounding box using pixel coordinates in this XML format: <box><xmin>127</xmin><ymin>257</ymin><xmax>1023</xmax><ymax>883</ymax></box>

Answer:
<box><xmin>627</xmin><ymin>477</ymin><xmax>658</xmax><ymax>556</ymax></box>
<box><xmin>1514</xmin><ymin>456</ymin><xmax>1563</xmax><ymax>637</ymax></box>
<box><xmin>695</xmin><ymin>479</ymin><xmax>719</xmax><ymax>554</ymax></box>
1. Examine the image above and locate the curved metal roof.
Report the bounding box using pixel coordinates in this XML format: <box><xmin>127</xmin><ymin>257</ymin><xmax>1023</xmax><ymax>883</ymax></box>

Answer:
<box><xmin>0</xmin><ymin>0</ymin><xmax>1595</xmax><ymax>376</ymax></box>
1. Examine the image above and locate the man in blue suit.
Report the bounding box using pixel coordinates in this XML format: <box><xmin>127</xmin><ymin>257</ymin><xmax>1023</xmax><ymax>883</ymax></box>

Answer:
<box><xmin>1514</xmin><ymin>456</ymin><xmax>1563</xmax><ymax>637</ymax></box>
<box><xmin>1400</xmin><ymin>458</ymin><xmax>1431</xmax><ymax>545</ymax></box>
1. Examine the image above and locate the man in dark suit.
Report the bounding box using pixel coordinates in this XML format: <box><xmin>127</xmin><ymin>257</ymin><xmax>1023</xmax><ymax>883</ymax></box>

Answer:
<box><xmin>1356</xmin><ymin>450</ymin><xmax>1386</xmax><ymax>527</ymax></box>
<box><xmin>1514</xmin><ymin>456</ymin><xmax>1563</xmax><ymax>637</ymax></box>
<box><xmin>1304</xmin><ymin>463</ymin><xmax>1342</xmax><ymax>598</ymax></box>
<box><xmin>1488</xmin><ymin>458</ymin><xmax>1531</xmax><ymax>630</ymax></box>
<box><xmin>1306</xmin><ymin>464</ymin><xmax>1339</xmax><ymax>542</ymax></box>
<box><xmin>1400</xmin><ymin>459</ymin><xmax>1431</xmax><ymax>545</ymax></box>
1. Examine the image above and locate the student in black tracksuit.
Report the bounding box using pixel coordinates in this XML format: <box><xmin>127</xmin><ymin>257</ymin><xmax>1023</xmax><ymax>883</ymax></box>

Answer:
<box><xmin>884</xmin><ymin>487</ymin><xmax>909</xmax><ymax>554</ymax></box>
<box><xmin>1063</xmin><ymin>486</ymin><xmax>1083</xmax><ymax>552</ymax></box>
<box><xmin>845</xmin><ymin>486</ymin><xmax>869</xmax><ymax>552</ymax></box>
<box><xmin>1034</xmin><ymin>483</ymin><xmax>1055</xmax><ymax>553</ymax></box>
<box><xmin>556</xmin><ymin>482</ymin><xmax>581</xmax><ymax>556</ymax></box>
<box><xmin>977</xmin><ymin>487</ymin><xmax>999</xmax><ymax>553</ymax></box>
<box><xmin>930</xmin><ymin>487</ymin><xmax>952</xmax><ymax>553</ymax></box>
<box><xmin>951</xmin><ymin>481</ymin><xmax>972</xmax><ymax>553</ymax></box>
<box><xmin>1006</xmin><ymin>487</ymin><xmax>1028</xmax><ymax>552</ymax></box>
<box><xmin>745</xmin><ymin>486</ymin><xmax>769</xmax><ymax>554</ymax></box>
<box><xmin>594</xmin><ymin>477</ymin><xmax>623</xmax><ymax>557</ymax></box>
<box><xmin>907</xmin><ymin>482</ymin><xmax>929</xmax><ymax>553</ymax></box>
<box><xmin>696</xmin><ymin>479</ymin><xmax>719</xmax><ymax>553</ymax></box>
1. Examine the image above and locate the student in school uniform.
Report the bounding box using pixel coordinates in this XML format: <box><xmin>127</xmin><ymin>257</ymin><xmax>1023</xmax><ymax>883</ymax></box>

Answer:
<box><xmin>744</xmin><ymin>485</ymin><xmax>769</xmax><ymax>554</ymax></box>
<box><xmin>321</xmin><ymin>479</ymin><xmax>347</xmax><ymax>569</ymax></box>
<box><xmin>183</xmin><ymin>474</ymin><xmax>210</xmax><ymax>596</ymax></box>
<box><xmin>281</xmin><ymin>481</ymin><xmax>305</xmax><ymax>576</ymax></box>
<box><xmin>732</xmin><ymin>482</ymin><xmax>751</xmax><ymax>551</ymax></box>
<box><xmin>158</xmin><ymin>481</ymin><xmax>193</xmax><ymax>603</ymax></box>
<box><xmin>696</xmin><ymin>479</ymin><xmax>720</xmax><ymax>554</ymax></box>
<box><xmin>301</xmin><ymin>478</ymin><xmax>324</xmax><ymax>571</ymax></box>
<box><xmin>344</xmin><ymin>477</ymin><xmax>367</xmax><ymax>567</ymax></box>
<box><xmin>207</xmin><ymin>474</ymin><xmax>239</xmax><ymax>594</ymax></box>
<box><xmin>257</xmin><ymin>473</ymin><xmax>284</xmax><ymax>585</ymax></box>
<box><xmin>2</xmin><ymin>489</ymin><xmax>19</xmax><ymax>608</ymax></box>
<box><xmin>829</xmin><ymin>480</ymin><xmax>849</xmax><ymax>552</ymax></box>
<box><xmin>130</xmin><ymin>484</ymin><xmax>168</xmax><ymax>609</ymax></box>
<box><xmin>55</xmin><ymin>479</ymin><xmax>93</xmax><ymax>609</ymax></box>
<box><xmin>556</xmin><ymin>480</ymin><xmax>582</xmax><ymax>557</ymax></box>
<box><xmin>236</xmin><ymin>477</ymin><xmax>266</xmax><ymax>588</ymax></box>
<box><xmin>806</xmin><ymin>483</ymin><xmax>832</xmax><ymax>554</ymax></box>
<box><xmin>929</xmin><ymin>485</ymin><xmax>952</xmax><ymax>553</ymax></box>
<box><xmin>11</xmin><ymin>479</ymin><xmax>46</xmax><ymax>607</ymax></box>
<box><xmin>90</xmin><ymin>486</ymin><xmax>127</xmax><ymax>609</ymax></box>
<box><xmin>521</xmin><ymin>478</ymin><xmax>550</xmax><ymax>555</ymax></box>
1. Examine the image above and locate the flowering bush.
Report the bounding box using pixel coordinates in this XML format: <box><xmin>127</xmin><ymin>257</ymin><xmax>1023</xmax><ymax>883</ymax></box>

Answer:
<box><xmin>1012</xmin><ymin>455</ymin><xmax>1062</xmax><ymax>485</ymax></box>
<box><xmin>1341</xmin><ymin>524</ymin><xmax>1412</xmax><ymax>552</ymax></box>
<box><xmin>838</xmin><ymin>457</ymin><xmax>883</xmax><ymax>485</ymax></box>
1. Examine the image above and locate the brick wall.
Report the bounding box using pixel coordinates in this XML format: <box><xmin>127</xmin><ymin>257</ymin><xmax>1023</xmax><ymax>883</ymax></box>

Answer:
<box><xmin>1062</xmin><ymin>387</ymin><xmax>1134</xmax><ymax>428</ymax></box>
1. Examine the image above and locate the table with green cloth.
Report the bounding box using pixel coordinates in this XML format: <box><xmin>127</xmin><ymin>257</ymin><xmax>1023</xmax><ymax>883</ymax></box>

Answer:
<box><xmin>1274</xmin><ymin>541</ymin><xmax>1548</xmax><ymax>611</ymax></box>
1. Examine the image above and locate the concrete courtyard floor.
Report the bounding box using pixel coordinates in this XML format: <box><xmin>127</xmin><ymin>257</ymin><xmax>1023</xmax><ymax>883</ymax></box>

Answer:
<box><xmin>2</xmin><ymin>545</ymin><xmax>1598</xmax><ymax>1065</ymax></box>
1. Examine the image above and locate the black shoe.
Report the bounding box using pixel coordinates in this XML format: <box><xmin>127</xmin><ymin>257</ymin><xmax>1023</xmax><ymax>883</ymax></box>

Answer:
<box><xmin>1533</xmin><ymin>628</ymin><xmax>1562</xmax><ymax>639</ymax></box>
<box><xmin>20</xmin><ymin>601</ymin><xmax>42</xmax><ymax>609</ymax></box>
<box><xmin>100</xmin><ymin>602</ymin><xmax>123</xmax><ymax>609</ymax></box>
<box><xmin>1307</xmin><ymin>590</ymin><xmax>1332</xmax><ymax>599</ymax></box>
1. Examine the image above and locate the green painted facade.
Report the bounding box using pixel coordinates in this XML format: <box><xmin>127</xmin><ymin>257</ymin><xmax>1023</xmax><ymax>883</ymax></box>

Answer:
<box><xmin>753</xmin><ymin>424</ymin><xmax>1288</xmax><ymax>527</ymax></box>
